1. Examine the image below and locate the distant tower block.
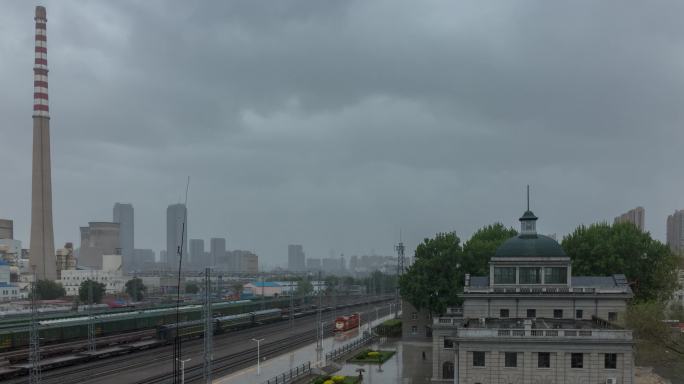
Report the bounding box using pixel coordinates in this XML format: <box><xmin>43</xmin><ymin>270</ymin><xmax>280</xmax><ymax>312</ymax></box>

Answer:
<box><xmin>29</xmin><ymin>5</ymin><xmax>57</xmax><ymax>281</ymax></box>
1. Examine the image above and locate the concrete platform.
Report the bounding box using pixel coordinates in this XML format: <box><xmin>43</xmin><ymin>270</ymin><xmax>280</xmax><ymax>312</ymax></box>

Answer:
<box><xmin>12</xmin><ymin>354</ymin><xmax>88</xmax><ymax>369</ymax></box>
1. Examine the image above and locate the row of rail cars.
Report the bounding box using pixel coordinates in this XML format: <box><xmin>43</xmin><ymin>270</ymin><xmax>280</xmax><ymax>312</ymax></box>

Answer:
<box><xmin>0</xmin><ymin>298</ymin><xmax>299</xmax><ymax>351</ymax></box>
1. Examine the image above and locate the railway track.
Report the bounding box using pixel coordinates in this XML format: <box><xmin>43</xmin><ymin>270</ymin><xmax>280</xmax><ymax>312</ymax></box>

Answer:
<box><xmin>3</xmin><ymin>299</ymin><xmax>393</xmax><ymax>384</ymax></box>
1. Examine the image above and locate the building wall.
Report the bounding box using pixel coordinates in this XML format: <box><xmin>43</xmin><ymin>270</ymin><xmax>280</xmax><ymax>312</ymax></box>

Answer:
<box><xmin>614</xmin><ymin>207</ymin><xmax>645</xmax><ymax>232</ymax></box>
<box><xmin>667</xmin><ymin>210</ymin><xmax>684</xmax><ymax>255</ymax></box>
<box><xmin>463</xmin><ymin>296</ymin><xmax>628</xmax><ymax>322</ymax></box>
<box><xmin>402</xmin><ymin>299</ymin><xmax>433</xmax><ymax>340</ymax></box>
<box><xmin>60</xmin><ymin>269</ymin><xmax>126</xmax><ymax>295</ymax></box>
<box><xmin>445</xmin><ymin>341</ymin><xmax>633</xmax><ymax>384</ymax></box>
<box><xmin>189</xmin><ymin>239</ymin><xmax>205</xmax><ymax>268</ymax></box>
<box><xmin>79</xmin><ymin>222</ymin><xmax>120</xmax><ymax>269</ymax></box>
<box><xmin>113</xmin><ymin>203</ymin><xmax>134</xmax><ymax>271</ymax></box>
<box><xmin>0</xmin><ymin>219</ymin><xmax>13</xmax><ymax>239</ymax></box>
<box><xmin>288</xmin><ymin>244</ymin><xmax>306</xmax><ymax>272</ymax></box>
<box><xmin>210</xmin><ymin>238</ymin><xmax>226</xmax><ymax>268</ymax></box>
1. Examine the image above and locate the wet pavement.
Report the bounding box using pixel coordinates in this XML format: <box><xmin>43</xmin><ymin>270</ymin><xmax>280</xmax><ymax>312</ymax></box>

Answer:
<box><xmin>215</xmin><ymin>305</ymin><xmax>399</xmax><ymax>384</ymax></box>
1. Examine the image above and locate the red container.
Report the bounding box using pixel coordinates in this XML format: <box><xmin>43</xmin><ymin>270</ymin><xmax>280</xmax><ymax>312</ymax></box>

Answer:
<box><xmin>334</xmin><ymin>313</ymin><xmax>360</xmax><ymax>332</ymax></box>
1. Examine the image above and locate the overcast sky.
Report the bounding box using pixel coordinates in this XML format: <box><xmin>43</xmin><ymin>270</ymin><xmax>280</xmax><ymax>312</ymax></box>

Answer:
<box><xmin>1</xmin><ymin>0</ymin><xmax>683</xmax><ymax>268</ymax></box>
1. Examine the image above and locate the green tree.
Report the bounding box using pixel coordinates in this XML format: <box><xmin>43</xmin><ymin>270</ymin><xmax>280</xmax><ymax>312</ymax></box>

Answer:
<box><xmin>185</xmin><ymin>282</ymin><xmax>199</xmax><ymax>294</ymax></box>
<box><xmin>462</xmin><ymin>223</ymin><xmax>518</xmax><ymax>276</ymax></box>
<box><xmin>562</xmin><ymin>222</ymin><xmax>679</xmax><ymax>302</ymax></box>
<box><xmin>399</xmin><ymin>232</ymin><xmax>464</xmax><ymax>314</ymax></box>
<box><xmin>78</xmin><ymin>279</ymin><xmax>106</xmax><ymax>304</ymax></box>
<box><xmin>296</xmin><ymin>279</ymin><xmax>313</xmax><ymax>296</ymax></box>
<box><xmin>232</xmin><ymin>282</ymin><xmax>244</xmax><ymax>298</ymax></box>
<box><xmin>125</xmin><ymin>278</ymin><xmax>146</xmax><ymax>301</ymax></box>
<box><xmin>33</xmin><ymin>279</ymin><xmax>66</xmax><ymax>300</ymax></box>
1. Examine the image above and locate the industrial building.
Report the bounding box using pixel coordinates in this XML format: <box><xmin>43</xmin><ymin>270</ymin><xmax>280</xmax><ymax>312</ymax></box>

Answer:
<box><xmin>430</xmin><ymin>209</ymin><xmax>634</xmax><ymax>383</ymax></box>
<box><xmin>29</xmin><ymin>6</ymin><xmax>57</xmax><ymax>281</ymax></box>
<box><xmin>79</xmin><ymin>222</ymin><xmax>121</xmax><ymax>269</ymax></box>
<box><xmin>59</xmin><ymin>255</ymin><xmax>126</xmax><ymax>296</ymax></box>
<box><xmin>0</xmin><ymin>219</ymin><xmax>13</xmax><ymax>240</ymax></box>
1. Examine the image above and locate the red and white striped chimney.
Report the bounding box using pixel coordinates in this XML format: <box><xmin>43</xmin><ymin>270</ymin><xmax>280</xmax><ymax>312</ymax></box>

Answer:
<box><xmin>33</xmin><ymin>6</ymin><xmax>49</xmax><ymax>118</ymax></box>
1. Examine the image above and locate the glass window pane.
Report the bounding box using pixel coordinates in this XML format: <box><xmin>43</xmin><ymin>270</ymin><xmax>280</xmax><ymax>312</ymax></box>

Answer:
<box><xmin>494</xmin><ymin>267</ymin><xmax>516</xmax><ymax>284</ymax></box>
<box><xmin>544</xmin><ymin>267</ymin><xmax>567</xmax><ymax>284</ymax></box>
<box><xmin>519</xmin><ymin>267</ymin><xmax>541</xmax><ymax>284</ymax></box>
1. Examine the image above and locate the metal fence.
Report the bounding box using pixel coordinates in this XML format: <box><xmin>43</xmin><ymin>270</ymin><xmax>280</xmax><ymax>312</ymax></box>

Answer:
<box><xmin>325</xmin><ymin>334</ymin><xmax>374</xmax><ymax>362</ymax></box>
<box><xmin>262</xmin><ymin>362</ymin><xmax>311</xmax><ymax>384</ymax></box>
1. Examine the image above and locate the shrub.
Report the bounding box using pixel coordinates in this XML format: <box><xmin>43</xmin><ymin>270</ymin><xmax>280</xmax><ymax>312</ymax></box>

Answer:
<box><xmin>332</xmin><ymin>376</ymin><xmax>345</xmax><ymax>382</ymax></box>
<box><xmin>368</xmin><ymin>351</ymin><xmax>380</xmax><ymax>358</ymax></box>
<box><xmin>323</xmin><ymin>380</ymin><xmax>334</xmax><ymax>384</ymax></box>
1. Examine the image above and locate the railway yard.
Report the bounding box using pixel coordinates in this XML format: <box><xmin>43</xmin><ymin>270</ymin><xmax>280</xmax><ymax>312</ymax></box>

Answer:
<box><xmin>0</xmin><ymin>295</ymin><xmax>393</xmax><ymax>383</ymax></box>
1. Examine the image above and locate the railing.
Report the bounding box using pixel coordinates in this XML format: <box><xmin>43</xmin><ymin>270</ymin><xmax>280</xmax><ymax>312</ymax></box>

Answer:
<box><xmin>262</xmin><ymin>362</ymin><xmax>311</xmax><ymax>384</ymax></box>
<box><xmin>465</xmin><ymin>286</ymin><xmax>627</xmax><ymax>294</ymax></box>
<box><xmin>325</xmin><ymin>334</ymin><xmax>374</xmax><ymax>362</ymax></box>
<box><xmin>456</xmin><ymin>328</ymin><xmax>631</xmax><ymax>340</ymax></box>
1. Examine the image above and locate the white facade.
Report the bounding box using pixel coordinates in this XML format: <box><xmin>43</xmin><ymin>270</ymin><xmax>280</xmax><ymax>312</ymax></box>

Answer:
<box><xmin>0</xmin><ymin>262</ymin><xmax>20</xmax><ymax>301</ymax></box>
<box><xmin>59</xmin><ymin>269</ymin><xmax>127</xmax><ymax>296</ymax></box>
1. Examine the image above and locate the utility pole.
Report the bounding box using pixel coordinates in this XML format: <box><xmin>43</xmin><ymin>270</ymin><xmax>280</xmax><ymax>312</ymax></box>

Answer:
<box><xmin>29</xmin><ymin>270</ymin><xmax>41</xmax><ymax>384</ymax></box>
<box><xmin>315</xmin><ymin>271</ymin><xmax>323</xmax><ymax>366</ymax></box>
<box><xmin>395</xmin><ymin>238</ymin><xmax>405</xmax><ymax>319</ymax></box>
<box><xmin>87</xmin><ymin>278</ymin><xmax>95</xmax><ymax>352</ymax></box>
<box><xmin>289</xmin><ymin>282</ymin><xmax>294</xmax><ymax>334</ymax></box>
<box><xmin>252</xmin><ymin>338</ymin><xmax>264</xmax><ymax>375</ymax></box>
<box><xmin>203</xmin><ymin>268</ymin><xmax>213</xmax><ymax>383</ymax></box>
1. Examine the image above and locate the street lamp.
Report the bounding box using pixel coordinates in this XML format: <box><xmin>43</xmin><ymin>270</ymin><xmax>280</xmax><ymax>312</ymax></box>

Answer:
<box><xmin>252</xmin><ymin>338</ymin><xmax>265</xmax><ymax>375</ymax></box>
<box><xmin>176</xmin><ymin>358</ymin><xmax>191</xmax><ymax>384</ymax></box>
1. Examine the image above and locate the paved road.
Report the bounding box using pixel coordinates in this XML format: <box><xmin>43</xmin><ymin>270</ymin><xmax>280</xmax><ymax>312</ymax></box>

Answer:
<box><xmin>6</xmin><ymin>297</ymin><xmax>393</xmax><ymax>384</ymax></box>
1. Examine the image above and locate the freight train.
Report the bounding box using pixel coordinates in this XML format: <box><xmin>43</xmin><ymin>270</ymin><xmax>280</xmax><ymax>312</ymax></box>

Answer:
<box><xmin>156</xmin><ymin>309</ymin><xmax>283</xmax><ymax>341</ymax></box>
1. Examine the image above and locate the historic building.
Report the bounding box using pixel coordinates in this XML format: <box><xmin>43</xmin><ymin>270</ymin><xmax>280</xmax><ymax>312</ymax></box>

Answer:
<box><xmin>431</xmin><ymin>209</ymin><xmax>634</xmax><ymax>383</ymax></box>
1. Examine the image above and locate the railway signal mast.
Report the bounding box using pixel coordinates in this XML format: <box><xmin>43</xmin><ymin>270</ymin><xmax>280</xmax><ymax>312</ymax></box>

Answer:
<box><xmin>29</xmin><ymin>268</ymin><xmax>41</xmax><ymax>384</ymax></box>
<box><xmin>315</xmin><ymin>271</ymin><xmax>323</xmax><ymax>366</ymax></box>
<box><xmin>87</xmin><ymin>280</ymin><xmax>95</xmax><ymax>352</ymax></box>
<box><xmin>203</xmin><ymin>267</ymin><xmax>213</xmax><ymax>383</ymax></box>
<box><xmin>394</xmin><ymin>235</ymin><xmax>406</xmax><ymax>319</ymax></box>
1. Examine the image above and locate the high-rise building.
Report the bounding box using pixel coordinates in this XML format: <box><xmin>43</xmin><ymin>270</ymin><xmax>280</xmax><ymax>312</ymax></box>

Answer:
<box><xmin>288</xmin><ymin>244</ymin><xmax>305</xmax><ymax>272</ymax></box>
<box><xmin>667</xmin><ymin>210</ymin><xmax>684</xmax><ymax>255</ymax></box>
<box><xmin>29</xmin><ymin>6</ymin><xmax>57</xmax><ymax>281</ymax></box>
<box><xmin>113</xmin><ymin>203</ymin><xmax>134</xmax><ymax>271</ymax></box>
<box><xmin>189</xmin><ymin>239</ymin><xmax>205</xmax><ymax>268</ymax></box>
<box><xmin>79</xmin><ymin>222</ymin><xmax>120</xmax><ymax>269</ymax></box>
<box><xmin>0</xmin><ymin>219</ymin><xmax>13</xmax><ymax>239</ymax></box>
<box><xmin>166</xmin><ymin>204</ymin><xmax>188</xmax><ymax>269</ymax></box>
<box><xmin>306</xmin><ymin>258</ymin><xmax>321</xmax><ymax>271</ymax></box>
<box><xmin>614</xmin><ymin>206</ymin><xmax>645</xmax><ymax>232</ymax></box>
<box><xmin>210</xmin><ymin>238</ymin><xmax>226</xmax><ymax>268</ymax></box>
<box><xmin>134</xmin><ymin>249</ymin><xmax>155</xmax><ymax>269</ymax></box>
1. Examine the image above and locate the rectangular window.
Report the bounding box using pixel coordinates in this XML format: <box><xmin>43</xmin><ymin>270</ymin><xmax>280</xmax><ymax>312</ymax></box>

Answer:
<box><xmin>411</xmin><ymin>326</ymin><xmax>417</xmax><ymax>335</ymax></box>
<box><xmin>527</xmin><ymin>309</ymin><xmax>536</xmax><ymax>318</ymax></box>
<box><xmin>553</xmin><ymin>309</ymin><xmax>563</xmax><ymax>318</ymax></box>
<box><xmin>500</xmin><ymin>309</ymin><xmax>509</xmax><ymax>318</ymax></box>
<box><xmin>473</xmin><ymin>351</ymin><xmax>485</xmax><ymax>367</ymax></box>
<box><xmin>412</xmin><ymin>312</ymin><xmax>417</xmax><ymax>320</ymax></box>
<box><xmin>571</xmin><ymin>353</ymin><xmax>583</xmax><ymax>369</ymax></box>
<box><xmin>576</xmin><ymin>309</ymin><xmax>583</xmax><ymax>319</ymax></box>
<box><xmin>494</xmin><ymin>267</ymin><xmax>516</xmax><ymax>284</ymax></box>
<box><xmin>443</xmin><ymin>338</ymin><xmax>454</xmax><ymax>349</ymax></box>
<box><xmin>544</xmin><ymin>267</ymin><xmax>568</xmax><ymax>284</ymax></box>
<box><xmin>605</xmin><ymin>353</ymin><xmax>617</xmax><ymax>369</ymax></box>
<box><xmin>538</xmin><ymin>352</ymin><xmax>550</xmax><ymax>368</ymax></box>
<box><xmin>608</xmin><ymin>312</ymin><xmax>618</xmax><ymax>322</ymax></box>
<box><xmin>519</xmin><ymin>267</ymin><xmax>542</xmax><ymax>284</ymax></box>
<box><xmin>504</xmin><ymin>352</ymin><xmax>517</xmax><ymax>367</ymax></box>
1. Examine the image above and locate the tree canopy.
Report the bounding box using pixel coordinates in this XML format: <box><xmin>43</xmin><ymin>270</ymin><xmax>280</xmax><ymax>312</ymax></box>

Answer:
<box><xmin>399</xmin><ymin>232</ymin><xmax>464</xmax><ymax>314</ymax></box>
<box><xmin>399</xmin><ymin>224</ymin><xmax>517</xmax><ymax>315</ymax></box>
<box><xmin>78</xmin><ymin>279</ymin><xmax>106</xmax><ymax>304</ymax></box>
<box><xmin>562</xmin><ymin>222</ymin><xmax>679</xmax><ymax>302</ymax></box>
<box><xmin>34</xmin><ymin>280</ymin><xmax>66</xmax><ymax>300</ymax></box>
<box><xmin>185</xmin><ymin>282</ymin><xmax>199</xmax><ymax>294</ymax></box>
<box><xmin>296</xmin><ymin>279</ymin><xmax>313</xmax><ymax>296</ymax></box>
<box><xmin>125</xmin><ymin>278</ymin><xmax>146</xmax><ymax>301</ymax></box>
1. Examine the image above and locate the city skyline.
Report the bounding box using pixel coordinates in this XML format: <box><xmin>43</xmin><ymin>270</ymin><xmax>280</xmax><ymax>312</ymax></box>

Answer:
<box><xmin>2</xmin><ymin>2</ymin><xmax>684</xmax><ymax>267</ymax></box>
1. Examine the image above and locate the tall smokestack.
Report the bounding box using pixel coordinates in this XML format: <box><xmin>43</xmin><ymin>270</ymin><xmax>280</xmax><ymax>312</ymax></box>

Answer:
<box><xmin>29</xmin><ymin>5</ymin><xmax>57</xmax><ymax>281</ymax></box>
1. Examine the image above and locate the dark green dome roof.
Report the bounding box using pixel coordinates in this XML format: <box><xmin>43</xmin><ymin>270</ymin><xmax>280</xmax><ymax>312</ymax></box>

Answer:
<box><xmin>494</xmin><ymin>234</ymin><xmax>567</xmax><ymax>258</ymax></box>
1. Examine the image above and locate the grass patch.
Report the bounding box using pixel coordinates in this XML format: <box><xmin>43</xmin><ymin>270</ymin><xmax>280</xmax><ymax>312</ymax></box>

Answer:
<box><xmin>310</xmin><ymin>375</ymin><xmax>360</xmax><ymax>384</ymax></box>
<box><xmin>348</xmin><ymin>349</ymin><xmax>396</xmax><ymax>364</ymax></box>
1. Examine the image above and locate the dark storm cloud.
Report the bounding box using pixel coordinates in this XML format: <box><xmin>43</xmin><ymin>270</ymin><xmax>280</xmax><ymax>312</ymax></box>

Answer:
<box><xmin>1</xmin><ymin>0</ymin><xmax>683</xmax><ymax>266</ymax></box>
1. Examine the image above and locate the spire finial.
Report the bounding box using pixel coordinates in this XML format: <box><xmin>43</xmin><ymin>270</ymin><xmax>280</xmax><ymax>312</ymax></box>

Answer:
<box><xmin>526</xmin><ymin>185</ymin><xmax>530</xmax><ymax>211</ymax></box>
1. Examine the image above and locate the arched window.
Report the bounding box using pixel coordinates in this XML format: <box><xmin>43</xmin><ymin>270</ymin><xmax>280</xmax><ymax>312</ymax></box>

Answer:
<box><xmin>442</xmin><ymin>361</ymin><xmax>454</xmax><ymax>379</ymax></box>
